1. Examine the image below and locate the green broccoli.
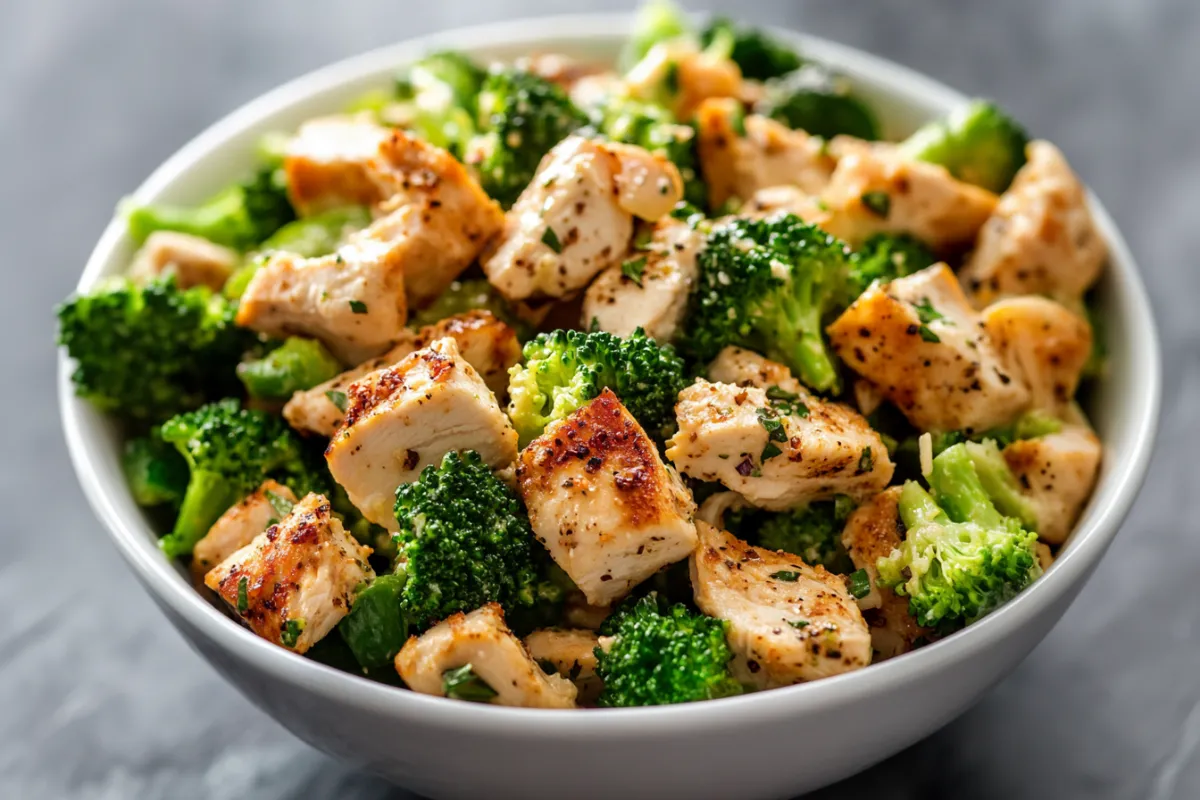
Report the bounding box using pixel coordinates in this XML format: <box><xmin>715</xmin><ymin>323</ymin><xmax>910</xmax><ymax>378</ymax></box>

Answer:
<box><xmin>125</xmin><ymin>165</ymin><xmax>296</xmax><ymax>251</ymax></box>
<box><xmin>724</xmin><ymin>497</ymin><xmax>856</xmax><ymax>573</ymax></box>
<box><xmin>594</xmin><ymin>593</ymin><xmax>742</xmax><ymax>707</ymax></box>
<box><xmin>467</xmin><ymin>68</ymin><xmax>587</xmax><ymax>208</ymax></box>
<box><xmin>236</xmin><ymin>337</ymin><xmax>343</xmax><ymax>401</ymax></box>
<box><xmin>408</xmin><ymin>279</ymin><xmax>531</xmax><ymax>339</ymax></box>
<box><xmin>122</xmin><ymin>431</ymin><xmax>189</xmax><ymax>509</ymax></box>
<box><xmin>681</xmin><ymin>213</ymin><xmax>852</xmax><ymax>393</ymax></box>
<box><xmin>876</xmin><ymin>443</ymin><xmax>1042</xmax><ymax>630</ymax></box>
<box><xmin>392</xmin><ymin>450</ymin><xmax>542</xmax><ymax>630</ymax></box>
<box><xmin>848</xmin><ymin>233</ymin><xmax>938</xmax><ymax>298</ymax></box>
<box><xmin>56</xmin><ymin>277</ymin><xmax>252</xmax><ymax>423</ymax></box>
<box><xmin>699</xmin><ymin>17</ymin><xmax>803</xmax><ymax>81</ymax></box>
<box><xmin>900</xmin><ymin>100</ymin><xmax>1030</xmax><ymax>194</ymax></box>
<box><xmin>506</xmin><ymin>328</ymin><xmax>689</xmax><ymax>446</ymax></box>
<box><xmin>157</xmin><ymin>399</ymin><xmax>329</xmax><ymax>559</ymax></box>
<box><xmin>260</xmin><ymin>205</ymin><xmax>372</xmax><ymax>258</ymax></box>
<box><xmin>757</xmin><ymin>64</ymin><xmax>880</xmax><ymax>140</ymax></box>
<box><xmin>592</xmin><ymin>96</ymin><xmax>707</xmax><ymax>209</ymax></box>
<box><xmin>620</xmin><ymin>0</ymin><xmax>692</xmax><ymax>72</ymax></box>
<box><xmin>401</xmin><ymin>51</ymin><xmax>487</xmax><ymax>156</ymax></box>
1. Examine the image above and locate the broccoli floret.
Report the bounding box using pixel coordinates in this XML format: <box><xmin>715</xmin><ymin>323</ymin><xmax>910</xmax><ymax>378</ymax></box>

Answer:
<box><xmin>122</xmin><ymin>431</ymin><xmax>189</xmax><ymax>509</ymax></box>
<box><xmin>408</xmin><ymin>279</ymin><xmax>532</xmax><ymax>339</ymax></box>
<box><xmin>126</xmin><ymin>165</ymin><xmax>296</xmax><ymax>251</ymax></box>
<box><xmin>724</xmin><ymin>497</ymin><xmax>856</xmax><ymax>573</ymax></box>
<box><xmin>157</xmin><ymin>399</ymin><xmax>329</xmax><ymax>559</ymax></box>
<box><xmin>876</xmin><ymin>443</ymin><xmax>1042</xmax><ymax>630</ymax></box>
<box><xmin>699</xmin><ymin>17</ymin><xmax>802</xmax><ymax>81</ymax></box>
<box><xmin>401</xmin><ymin>51</ymin><xmax>487</xmax><ymax>156</ymax></box>
<box><xmin>467</xmin><ymin>68</ymin><xmax>587</xmax><ymax>208</ymax></box>
<box><xmin>848</xmin><ymin>233</ymin><xmax>938</xmax><ymax>298</ymax></box>
<box><xmin>392</xmin><ymin>450</ymin><xmax>542</xmax><ymax>629</ymax></box>
<box><xmin>592</xmin><ymin>96</ymin><xmax>707</xmax><ymax>209</ymax></box>
<box><xmin>236</xmin><ymin>337</ymin><xmax>343</xmax><ymax>401</ymax></box>
<box><xmin>56</xmin><ymin>277</ymin><xmax>251</xmax><ymax>423</ymax></box>
<box><xmin>506</xmin><ymin>328</ymin><xmax>688</xmax><ymax>446</ymax></box>
<box><xmin>594</xmin><ymin>593</ymin><xmax>742</xmax><ymax>707</ymax></box>
<box><xmin>757</xmin><ymin>64</ymin><xmax>880</xmax><ymax>140</ymax></box>
<box><xmin>620</xmin><ymin>0</ymin><xmax>692</xmax><ymax>72</ymax></box>
<box><xmin>959</xmin><ymin>439</ymin><xmax>1040</xmax><ymax>531</ymax></box>
<box><xmin>900</xmin><ymin>100</ymin><xmax>1030</xmax><ymax>194</ymax></box>
<box><xmin>681</xmin><ymin>213</ymin><xmax>852</xmax><ymax>393</ymax></box>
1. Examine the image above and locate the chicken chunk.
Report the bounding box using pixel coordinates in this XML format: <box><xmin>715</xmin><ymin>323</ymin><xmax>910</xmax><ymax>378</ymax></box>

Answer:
<box><xmin>960</xmin><ymin>141</ymin><xmax>1106</xmax><ymax>307</ymax></box>
<box><xmin>695</xmin><ymin>99</ymin><xmax>836</xmax><ymax>211</ymax></box>
<box><xmin>283</xmin><ymin>310</ymin><xmax>520</xmax><ymax>436</ymax></box>
<box><xmin>204</xmin><ymin>493</ymin><xmax>373</xmax><ymax>654</ymax></box>
<box><xmin>625</xmin><ymin>40</ymin><xmax>742</xmax><ymax>121</ymax></box>
<box><xmin>523</xmin><ymin>628</ymin><xmax>603</xmax><ymax>704</ymax></box>
<box><xmin>516</xmin><ymin>389</ymin><xmax>697</xmax><ymax>606</ymax></box>
<box><xmin>326</xmin><ymin>337</ymin><xmax>517</xmax><ymax>530</ymax></box>
<box><xmin>192</xmin><ymin>481</ymin><xmax>297</xmax><ymax>579</ymax></box>
<box><xmin>827</xmin><ymin>264</ymin><xmax>1030</xmax><ymax>433</ymax></box>
<box><xmin>284</xmin><ymin>115</ymin><xmax>392</xmax><ymax>216</ymax></box>
<box><xmin>983</xmin><ymin>296</ymin><xmax>1093</xmax><ymax>412</ymax></box>
<box><xmin>129</xmin><ymin>231</ymin><xmax>237</xmax><ymax>292</ymax></box>
<box><xmin>691</xmin><ymin>520</ymin><xmax>871</xmax><ymax>687</ymax></box>
<box><xmin>667</xmin><ymin>379</ymin><xmax>894</xmax><ymax>511</ymax></box>
<box><xmin>1004</xmin><ymin>425</ymin><xmax>1101</xmax><ymax>545</ymax></box>
<box><xmin>481</xmin><ymin>136</ymin><xmax>683</xmax><ymax>302</ymax></box>
<box><xmin>395</xmin><ymin>604</ymin><xmax>578</xmax><ymax>709</ymax></box>
<box><xmin>705</xmin><ymin>346</ymin><xmax>805</xmax><ymax>395</ymax></box>
<box><xmin>581</xmin><ymin>217</ymin><xmax>704</xmax><ymax>342</ymax></box>
<box><xmin>821</xmin><ymin>138</ymin><xmax>998</xmax><ymax>249</ymax></box>
<box><xmin>742</xmin><ymin>185</ymin><xmax>832</xmax><ymax>227</ymax></box>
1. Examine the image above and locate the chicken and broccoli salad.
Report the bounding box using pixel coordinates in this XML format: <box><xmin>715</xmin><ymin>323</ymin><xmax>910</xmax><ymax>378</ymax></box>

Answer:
<box><xmin>57</xmin><ymin>0</ymin><xmax>1107</xmax><ymax>709</ymax></box>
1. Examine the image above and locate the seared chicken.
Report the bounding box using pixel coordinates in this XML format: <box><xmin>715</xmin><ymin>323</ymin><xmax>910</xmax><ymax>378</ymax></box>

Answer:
<box><xmin>204</xmin><ymin>493</ymin><xmax>373</xmax><ymax>654</ymax></box>
<box><xmin>742</xmin><ymin>185</ymin><xmax>832</xmax><ymax>227</ymax></box>
<box><xmin>706</xmin><ymin>346</ymin><xmax>805</xmax><ymax>395</ymax></box>
<box><xmin>1004</xmin><ymin>425</ymin><xmax>1101</xmax><ymax>545</ymax></box>
<box><xmin>691</xmin><ymin>520</ymin><xmax>872</xmax><ymax>687</ymax></box>
<box><xmin>523</xmin><ymin>628</ymin><xmax>603</xmax><ymax>704</ymax></box>
<box><xmin>960</xmin><ymin>141</ymin><xmax>1106</xmax><ymax>308</ymax></box>
<box><xmin>516</xmin><ymin>389</ymin><xmax>698</xmax><ymax>606</ymax></box>
<box><xmin>482</xmin><ymin>136</ymin><xmax>683</xmax><ymax>302</ymax></box>
<box><xmin>395</xmin><ymin>604</ymin><xmax>578</xmax><ymax>709</ymax></box>
<box><xmin>983</xmin><ymin>296</ymin><xmax>1093</xmax><ymax>413</ymax></box>
<box><xmin>625</xmin><ymin>40</ymin><xmax>742</xmax><ymax>121</ymax></box>
<box><xmin>827</xmin><ymin>264</ymin><xmax>1030</xmax><ymax>433</ymax></box>
<box><xmin>192</xmin><ymin>481</ymin><xmax>297</xmax><ymax>579</ymax></box>
<box><xmin>581</xmin><ymin>216</ymin><xmax>705</xmax><ymax>342</ymax></box>
<box><xmin>283</xmin><ymin>115</ymin><xmax>392</xmax><ymax>216</ymax></box>
<box><xmin>326</xmin><ymin>337</ymin><xmax>518</xmax><ymax>530</ymax></box>
<box><xmin>129</xmin><ymin>231</ymin><xmax>237</xmax><ymax>292</ymax></box>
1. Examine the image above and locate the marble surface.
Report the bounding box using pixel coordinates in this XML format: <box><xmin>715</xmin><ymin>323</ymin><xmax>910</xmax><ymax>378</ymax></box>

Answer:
<box><xmin>5</xmin><ymin>0</ymin><xmax>1198</xmax><ymax>797</ymax></box>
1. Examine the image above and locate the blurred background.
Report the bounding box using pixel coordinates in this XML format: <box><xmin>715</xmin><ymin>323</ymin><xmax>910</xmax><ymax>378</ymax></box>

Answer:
<box><xmin>4</xmin><ymin>0</ymin><xmax>1198</xmax><ymax>797</ymax></box>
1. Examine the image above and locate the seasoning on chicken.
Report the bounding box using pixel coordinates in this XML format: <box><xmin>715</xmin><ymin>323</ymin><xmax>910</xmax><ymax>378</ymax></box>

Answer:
<box><xmin>129</xmin><ymin>231</ymin><xmax>237</xmax><ymax>292</ymax></box>
<box><xmin>192</xmin><ymin>481</ymin><xmax>296</xmax><ymax>579</ymax></box>
<box><xmin>395</xmin><ymin>603</ymin><xmax>578</xmax><ymax>709</ymax></box>
<box><xmin>523</xmin><ymin>628</ymin><xmax>603</xmax><ymax>703</ymax></box>
<box><xmin>283</xmin><ymin>115</ymin><xmax>392</xmax><ymax>216</ymax></box>
<box><xmin>1003</xmin><ymin>425</ymin><xmax>1102</xmax><ymax>545</ymax></box>
<box><xmin>516</xmin><ymin>389</ymin><xmax>697</xmax><ymax>606</ymax></box>
<box><xmin>983</xmin><ymin>296</ymin><xmax>1093</xmax><ymax>413</ymax></box>
<box><xmin>204</xmin><ymin>493</ymin><xmax>373</xmax><ymax>654</ymax></box>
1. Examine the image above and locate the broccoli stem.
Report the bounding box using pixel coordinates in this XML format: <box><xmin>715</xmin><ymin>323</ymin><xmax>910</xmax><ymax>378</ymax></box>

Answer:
<box><xmin>161</xmin><ymin>470</ymin><xmax>241</xmax><ymax>559</ymax></box>
<box><xmin>927</xmin><ymin>443</ymin><xmax>1004</xmax><ymax>528</ymax></box>
<box><xmin>898</xmin><ymin>480</ymin><xmax>945</xmax><ymax>532</ymax></box>
<box><xmin>964</xmin><ymin>441</ymin><xmax>1040</xmax><ymax>530</ymax></box>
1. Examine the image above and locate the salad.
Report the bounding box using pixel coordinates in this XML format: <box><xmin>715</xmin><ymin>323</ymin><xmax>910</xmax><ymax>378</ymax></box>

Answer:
<box><xmin>56</xmin><ymin>0</ymin><xmax>1107</xmax><ymax>709</ymax></box>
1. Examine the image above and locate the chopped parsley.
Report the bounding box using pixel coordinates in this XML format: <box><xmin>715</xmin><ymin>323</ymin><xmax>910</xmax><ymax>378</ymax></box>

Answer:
<box><xmin>265</xmin><ymin>490</ymin><xmax>294</xmax><ymax>519</ymax></box>
<box><xmin>769</xmin><ymin>570</ymin><xmax>801</xmax><ymax>582</ymax></box>
<box><xmin>857</xmin><ymin>447</ymin><xmax>874</xmax><ymax>473</ymax></box>
<box><xmin>281</xmin><ymin>618</ymin><xmax>306</xmax><ymax>649</ymax></box>
<box><xmin>917</xmin><ymin>325</ymin><xmax>941</xmax><ymax>343</ymax></box>
<box><xmin>788</xmin><ymin>619</ymin><xmax>810</xmax><ymax>629</ymax></box>
<box><xmin>621</xmin><ymin>256</ymin><xmax>648</xmax><ymax>287</ymax></box>
<box><xmin>325</xmin><ymin>390</ymin><xmax>348</xmax><ymax>413</ymax></box>
<box><xmin>236</xmin><ymin>577</ymin><xmax>249</xmax><ymax>613</ymax></box>
<box><xmin>860</xmin><ymin>191</ymin><xmax>891</xmax><ymax>218</ymax></box>
<box><xmin>766</xmin><ymin>385</ymin><xmax>809</xmax><ymax>418</ymax></box>
<box><xmin>756</xmin><ymin>407</ymin><xmax>789</xmax><ymax>462</ymax></box>
<box><xmin>633</xmin><ymin>228</ymin><xmax>654</xmax><ymax>251</ymax></box>
<box><xmin>761</xmin><ymin>441</ymin><xmax>783</xmax><ymax>462</ymax></box>
<box><xmin>541</xmin><ymin>226</ymin><xmax>563</xmax><ymax>253</ymax></box>
<box><xmin>914</xmin><ymin>296</ymin><xmax>945</xmax><ymax>324</ymax></box>
<box><xmin>847</xmin><ymin>568</ymin><xmax>872</xmax><ymax>599</ymax></box>
<box><xmin>348</xmin><ymin>299</ymin><xmax>368</xmax><ymax>314</ymax></box>
<box><xmin>443</xmin><ymin>664</ymin><xmax>498</xmax><ymax>703</ymax></box>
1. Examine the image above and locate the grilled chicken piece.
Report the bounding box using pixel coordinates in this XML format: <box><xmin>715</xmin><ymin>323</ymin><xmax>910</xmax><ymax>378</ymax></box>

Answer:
<box><xmin>1004</xmin><ymin>425</ymin><xmax>1101</xmax><ymax>545</ymax></box>
<box><xmin>581</xmin><ymin>217</ymin><xmax>705</xmax><ymax>342</ymax></box>
<box><xmin>626</xmin><ymin>40</ymin><xmax>742</xmax><ymax>121</ymax></box>
<box><xmin>827</xmin><ymin>264</ymin><xmax>1030</xmax><ymax>433</ymax></box>
<box><xmin>516</xmin><ymin>389</ymin><xmax>697</xmax><ymax>606</ymax></box>
<box><xmin>482</xmin><ymin>136</ymin><xmax>683</xmax><ymax>302</ymax></box>
<box><xmin>706</xmin><ymin>346</ymin><xmax>804</xmax><ymax>395</ymax></box>
<box><xmin>284</xmin><ymin>115</ymin><xmax>392</xmax><ymax>216</ymax></box>
<box><xmin>129</xmin><ymin>231</ymin><xmax>237</xmax><ymax>292</ymax></box>
<box><xmin>691</xmin><ymin>521</ymin><xmax>871</xmax><ymax>687</ymax></box>
<box><xmin>523</xmin><ymin>628</ymin><xmax>603</xmax><ymax>704</ymax></box>
<box><xmin>192</xmin><ymin>481</ymin><xmax>297</xmax><ymax>579</ymax></box>
<box><xmin>983</xmin><ymin>297</ymin><xmax>1092</xmax><ymax>413</ymax></box>
<box><xmin>695</xmin><ymin>98</ymin><xmax>836</xmax><ymax>210</ymax></box>
<box><xmin>960</xmin><ymin>141</ymin><xmax>1106</xmax><ymax>308</ymax></box>
<box><xmin>283</xmin><ymin>310</ymin><xmax>520</xmax><ymax>436</ymax></box>
<box><xmin>395</xmin><ymin>604</ymin><xmax>578</xmax><ymax>709</ymax></box>
<box><xmin>204</xmin><ymin>493</ymin><xmax>373</xmax><ymax>654</ymax></box>
<box><xmin>326</xmin><ymin>338</ymin><xmax>517</xmax><ymax>530</ymax></box>
<box><xmin>668</xmin><ymin>379</ymin><xmax>894</xmax><ymax>511</ymax></box>
<box><xmin>742</xmin><ymin>185</ymin><xmax>832</xmax><ymax>227</ymax></box>
<box><xmin>821</xmin><ymin>138</ymin><xmax>998</xmax><ymax>249</ymax></box>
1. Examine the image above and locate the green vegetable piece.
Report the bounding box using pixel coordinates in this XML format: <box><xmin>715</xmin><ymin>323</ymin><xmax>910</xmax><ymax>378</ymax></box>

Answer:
<box><xmin>236</xmin><ymin>577</ymin><xmax>250</xmax><ymax>613</ymax></box>
<box><xmin>699</xmin><ymin>17</ymin><xmax>802</xmax><ymax>81</ymax></box>
<box><xmin>339</xmin><ymin>574</ymin><xmax>409</xmax><ymax>670</ymax></box>
<box><xmin>621</xmin><ymin>256</ymin><xmax>648</xmax><ymax>286</ymax></box>
<box><xmin>237</xmin><ymin>337</ymin><xmax>342</xmax><ymax>401</ymax></box>
<box><xmin>620</xmin><ymin>0</ymin><xmax>692</xmax><ymax>72</ymax></box>
<box><xmin>961</xmin><ymin>440</ymin><xmax>1040</xmax><ymax>531</ymax></box>
<box><xmin>847</xmin><ymin>568</ymin><xmax>871</xmax><ymax>599</ymax></box>
<box><xmin>847</xmin><ymin>233</ymin><xmax>937</xmax><ymax>298</ymax></box>
<box><xmin>860</xmin><ymin>191</ymin><xmax>891</xmax><ymax>218</ymax></box>
<box><xmin>757</xmin><ymin>64</ymin><xmax>880</xmax><ymax>140</ymax></box>
<box><xmin>541</xmin><ymin>226</ymin><xmax>563</xmax><ymax>253</ymax></box>
<box><xmin>407</xmin><ymin>279</ymin><xmax>530</xmax><ymax>339</ymax></box>
<box><xmin>122</xmin><ymin>432</ymin><xmax>189</xmax><ymax>508</ymax></box>
<box><xmin>281</xmin><ymin>618</ymin><xmax>306</xmax><ymax>649</ymax></box>
<box><xmin>259</xmin><ymin>206</ymin><xmax>372</xmax><ymax>258</ymax></box>
<box><xmin>402</xmin><ymin>51</ymin><xmax>487</xmax><ymax>155</ymax></box>
<box><xmin>900</xmin><ymin>99</ymin><xmax>1030</xmax><ymax>193</ymax></box>
<box><xmin>442</xmin><ymin>664</ymin><xmax>498</xmax><ymax>703</ymax></box>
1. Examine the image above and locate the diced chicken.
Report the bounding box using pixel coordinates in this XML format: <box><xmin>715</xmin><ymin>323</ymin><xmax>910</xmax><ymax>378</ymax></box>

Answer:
<box><xmin>524</xmin><ymin>628</ymin><xmax>603</xmax><ymax>704</ymax></box>
<box><xmin>129</xmin><ymin>231</ymin><xmax>237</xmax><ymax>292</ymax></box>
<box><xmin>960</xmin><ymin>141</ymin><xmax>1106</xmax><ymax>307</ymax></box>
<box><xmin>284</xmin><ymin>115</ymin><xmax>392</xmax><ymax>216</ymax></box>
<box><xmin>516</xmin><ymin>389</ymin><xmax>698</xmax><ymax>606</ymax></box>
<box><xmin>1004</xmin><ymin>425</ymin><xmax>1101</xmax><ymax>545</ymax></box>
<box><xmin>192</xmin><ymin>481</ymin><xmax>297</xmax><ymax>578</ymax></box>
<box><xmin>695</xmin><ymin>98</ymin><xmax>836</xmax><ymax>211</ymax></box>
<box><xmin>283</xmin><ymin>310</ymin><xmax>520</xmax><ymax>436</ymax></box>
<box><xmin>667</xmin><ymin>379</ymin><xmax>894</xmax><ymax>511</ymax></box>
<box><xmin>705</xmin><ymin>346</ymin><xmax>805</xmax><ymax>395</ymax></box>
<box><xmin>626</xmin><ymin>40</ymin><xmax>743</xmax><ymax>121</ymax></box>
<box><xmin>204</xmin><ymin>493</ymin><xmax>373</xmax><ymax>654</ymax></box>
<box><xmin>742</xmin><ymin>185</ymin><xmax>832</xmax><ymax>227</ymax></box>
<box><xmin>690</xmin><ymin>520</ymin><xmax>871</xmax><ymax>687</ymax></box>
<box><xmin>326</xmin><ymin>337</ymin><xmax>517</xmax><ymax>530</ymax></box>
<box><xmin>821</xmin><ymin>138</ymin><xmax>998</xmax><ymax>249</ymax></box>
<box><xmin>581</xmin><ymin>217</ymin><xmax>704</xmax><ymax>342</ymax></box>
<box><xmin>395</xmin><ymin>604</ymin><xmax>578</xmax><ymax>709</ymax></box>
<box><xmin>827</xmin><ymin>264</ymin><xmax>1030</xmax><ymax>433</ymax></box>
<box><xmin>983</xmin><ymin>296</ymin><xmax>1093</xmax><ymax>412</ymax></box>
<box><xmin>482</xmin><ymin>136</ymin><xmax>683</xmax><ymax>302</ymax></box>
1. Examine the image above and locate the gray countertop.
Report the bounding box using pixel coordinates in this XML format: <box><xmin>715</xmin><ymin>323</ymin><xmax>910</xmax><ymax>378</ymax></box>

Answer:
<box><xmin>3</xmin><ymin>0</ymin><xmax>1197</xmax><ymax>797</ymax></box>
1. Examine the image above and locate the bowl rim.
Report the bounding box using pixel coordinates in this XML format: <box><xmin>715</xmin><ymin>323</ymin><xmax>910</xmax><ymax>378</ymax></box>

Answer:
<box><xmin>59</xmin><ymin>12</ymin><xmax>1161</xmax><ymax>734</ymax></box>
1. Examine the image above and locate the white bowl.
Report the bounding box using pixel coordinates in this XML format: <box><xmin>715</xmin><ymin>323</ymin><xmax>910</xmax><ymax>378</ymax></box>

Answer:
<box><xmin>59</xmin><ymin>14</ymin><xmax>1161</xmax><ymax>800</ymax></box>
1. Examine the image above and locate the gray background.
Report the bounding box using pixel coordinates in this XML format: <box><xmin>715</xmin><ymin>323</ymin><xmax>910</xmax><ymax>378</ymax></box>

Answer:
<box><xmin>4</xmin><ymin>0</ymin><xmax>1197</xmax><ymax>797</ymax></box>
